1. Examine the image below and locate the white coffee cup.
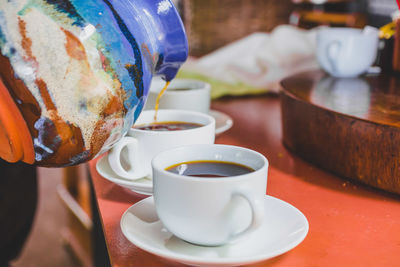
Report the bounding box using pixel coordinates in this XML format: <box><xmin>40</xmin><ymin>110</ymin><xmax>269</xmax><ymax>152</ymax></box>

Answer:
<box><xmin>108</xmin><ymin>110</ymin><xmax>215</xmax><ymax>180</ymax></box>
<box><xmin>317</xmin><ymin>27</ymin><xmax>379</xmax><ymax>77</ymax></box>
<box><xmin>152</xmin><ymin>144</ymin><xmax>268</xmax><ymax>246</ymax></box>
<box><xmin>144</xmin><ymin>78</ymin><xmax>211</xmax><ymax>113</ymax></box>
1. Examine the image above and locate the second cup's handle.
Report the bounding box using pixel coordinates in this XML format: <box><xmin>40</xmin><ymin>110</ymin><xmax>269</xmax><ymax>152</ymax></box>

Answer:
<box><xmin>228</xmin><ymin>190</ymin><xmax>264</xmax><ymax>244</ymax></box>
<box><xmin>327</xmin><ymin>41</ymin><xmax>341</xmax><ymax>74</ymax></box>
<box><xmin>108</xmin><ymin>137</ymin><xmax>144</xmax><ymax>179</ymax></box>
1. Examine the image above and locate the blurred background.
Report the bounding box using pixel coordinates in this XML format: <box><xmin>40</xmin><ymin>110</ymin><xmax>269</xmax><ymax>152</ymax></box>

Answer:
<box><xmin>175</xmin><ymin>0</ymin><xmax>397</xmax><ymax>57</ymax></box>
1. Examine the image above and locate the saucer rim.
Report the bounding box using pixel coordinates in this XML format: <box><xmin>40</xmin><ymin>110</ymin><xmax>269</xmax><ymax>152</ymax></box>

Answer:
<box><xmin>96</xmin><ymin>156</ymin><xmax>153</xmax><ymax>190</ymax></box>
<box><xmin>122</xmin><ymin>187</ymin><xmax>152</xmax><ymax>196</ymax></box>
<box><xmin>120</xmin><ymin>195</ymin><xmax>309</xmax><ymax>266</ymax></box>
<box><xmin>209</xmin><ymin>109</ymin><xmax>233</xmax><ymax>135</ymax></box>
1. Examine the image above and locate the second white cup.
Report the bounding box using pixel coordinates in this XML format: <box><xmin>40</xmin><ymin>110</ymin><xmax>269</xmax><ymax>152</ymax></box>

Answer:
<box><xmin>108</xmin><ymin>109</ymin><xmax>215</xmax><ymax>180</ymax></box>
<box><xmin>144</xmin><ymin>78</ymin><xmax>211</xmax><ymax>114</ymax></box>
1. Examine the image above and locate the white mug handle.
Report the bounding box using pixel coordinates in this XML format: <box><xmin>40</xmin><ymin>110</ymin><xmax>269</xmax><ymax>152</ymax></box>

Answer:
<box><xmin>327</xmin><ymin>40</ymin><xmax>341</xmax><ymax>74</ymax></box>
<box><xmin>108</xmin><ymin>137</ymin><xmax>145</xmax><ymax>179</ymax></box>
<box><xmin>228</xmin><ymin>190</ymin><xmax>264</xmax><ymax>243</ymax></box>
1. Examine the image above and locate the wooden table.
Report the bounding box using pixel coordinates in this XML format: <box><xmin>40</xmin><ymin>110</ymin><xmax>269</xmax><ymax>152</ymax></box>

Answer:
<box><xmin>89</xmin><ymin>95</ymin><xmax>400</xmax><ymax>267</ymax></box>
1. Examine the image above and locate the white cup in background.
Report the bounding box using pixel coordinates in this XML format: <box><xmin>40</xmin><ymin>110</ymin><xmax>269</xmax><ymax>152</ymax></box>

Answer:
<box><xmin>152</xmin><ymin>144</ymin><xmax>268</xmax><ymax>246</ymax></box>
<box><xmin>144</xmin><ymin>78</ymin><xmax>211</xmax><ymax>114</ymax></box>
<box><xmin>317</xmin><ymin>27</ymin><xmax>379</xmax><ymax>78</ymax></box>
<box><xmin>108</xmin><ymin>110</ymin><xmax>215</xmax><ymax>180</ymax></box>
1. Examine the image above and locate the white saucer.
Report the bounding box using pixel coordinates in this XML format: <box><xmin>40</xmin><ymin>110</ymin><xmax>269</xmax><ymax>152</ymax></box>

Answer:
<box><xmin>120</xmin><ymin>196</ymin><xmax>309</xmax><ymax>267</ymax></box>
<box><xmin>209</xmin><ymin>110</ymin><xmax>233</xmax><ymax>136</ymax></box>
<box><xmin>96</xmin><ymin>156</ymin><xmax>152</xmax><ymax>195</ymax></box>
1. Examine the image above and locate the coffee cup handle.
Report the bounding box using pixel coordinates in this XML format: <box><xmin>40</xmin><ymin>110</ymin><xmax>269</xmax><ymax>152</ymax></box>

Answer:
<box><xmin>327</xmin><ymin>41</ymin><xmax>341</xmax><ymax>74</ymax></box>
<box><xmin>228</xmin><ymin>190</ymin><xmax>264</xmax><ymax>243</ymax></box>
<box><xmin>108</xmin><ymin>137</ymin><xmax>144</xmax><ymax>179</ymax></box>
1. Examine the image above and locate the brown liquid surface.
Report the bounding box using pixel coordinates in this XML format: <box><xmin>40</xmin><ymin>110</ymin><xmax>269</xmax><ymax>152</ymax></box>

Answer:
<box><xmin>166</xmin><ymin>160</ymin><xmax>254</xmax><ymax>177</ymax></box>
<box><xmin>135</xmin><ymin>121</ymin><xmax>202</xmax><ymax>131</ymax></box>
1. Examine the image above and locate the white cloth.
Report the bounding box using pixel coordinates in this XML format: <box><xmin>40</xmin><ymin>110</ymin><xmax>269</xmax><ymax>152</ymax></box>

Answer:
<box><xmin>183</xmin><ymin>25</ymin><xmax>320</xmax><ymax>93</ymax></box>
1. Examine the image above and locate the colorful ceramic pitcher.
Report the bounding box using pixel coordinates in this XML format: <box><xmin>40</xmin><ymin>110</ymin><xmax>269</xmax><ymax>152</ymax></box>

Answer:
<box><xmin>0</xmin><ymin>0</ymin><xmax>188</xmax><ymax>167</ymax></box>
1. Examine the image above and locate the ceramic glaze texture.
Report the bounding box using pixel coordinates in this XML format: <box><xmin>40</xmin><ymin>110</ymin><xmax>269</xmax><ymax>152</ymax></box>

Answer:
<box><xmin>0</xmin><ymin>0</ymin><xmax>188</xmax><ymax>166</ymax></box>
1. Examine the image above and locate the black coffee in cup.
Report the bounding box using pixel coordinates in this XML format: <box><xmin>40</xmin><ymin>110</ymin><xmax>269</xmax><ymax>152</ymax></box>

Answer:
<box><xmin>166</xmin><ymin>160</ymin><xmax>254</xmax><ymax>177</ymax></box>
<box><xmin>135</xmin><ymin>121</ymin><xmax>203</xmax><ymax>131</ymax></box>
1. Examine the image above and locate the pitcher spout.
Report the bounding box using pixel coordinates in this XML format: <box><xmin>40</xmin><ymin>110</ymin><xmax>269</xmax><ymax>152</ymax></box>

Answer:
<box><xmin>155</xmin><ymin>51</ymin><xmax>188</xmax><ymax>81</ymax></box>
<box><xmin>150</xmin><ymin>0</ymin><xmax>189</xmax><ymax>81</ymax></box>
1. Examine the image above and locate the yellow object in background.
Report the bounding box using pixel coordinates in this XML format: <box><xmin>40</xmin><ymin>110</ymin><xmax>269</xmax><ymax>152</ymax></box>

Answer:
<box><xmin>380</xmin><ymin>22</ymin><xmax>396</xmax><ymax>39</ymax></box>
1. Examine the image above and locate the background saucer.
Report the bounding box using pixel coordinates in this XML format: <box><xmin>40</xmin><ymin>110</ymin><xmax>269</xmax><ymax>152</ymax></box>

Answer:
<box><xmin>209</xmin><ymin>109</ymin><xmax>233</xmax><ymax>135</ymax></box>
<box><xmin>96</xmin><ymin>156</ymin><xmax>152</xmax><ymax>195</ymax></box>
<box><xmin>121</xmin><ymin>196</ymin><xmax>308</xmax><ymax>267</ymax></box>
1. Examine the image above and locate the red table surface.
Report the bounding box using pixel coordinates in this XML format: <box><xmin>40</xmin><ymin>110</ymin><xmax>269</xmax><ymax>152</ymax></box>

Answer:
<box><xmin>89</xmin><ymin>96</ymin><xmax>400</xmax><ymax>267</ymax></box>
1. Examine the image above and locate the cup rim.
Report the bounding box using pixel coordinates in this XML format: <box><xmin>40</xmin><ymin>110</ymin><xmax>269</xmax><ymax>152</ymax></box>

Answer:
<box><xmin>318</xmin><ymin>27</ymin><xmax>362</xmax><ymax>34</ymax></box>
<box><xmin>150</xmin><ymin>78</ymin><xmax>211</xmax><ymax>95</ymax></box>
<box><xmin>130</xmin><ymin>109</ymin><xmax>215</xmax><ymax>135</ymax></box>
<box><xmin>317</xmin><ymin>27</ymin><xmax>377</xmax><ymax>39</ymax></box>
<box><xmin>152</xmin><ymin>144</ymin><xmax>269</xmax><ymax>181</ymax></box>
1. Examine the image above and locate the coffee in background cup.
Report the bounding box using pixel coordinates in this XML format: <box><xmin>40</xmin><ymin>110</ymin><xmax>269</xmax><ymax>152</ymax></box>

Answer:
<box><xmin>135</xmin><ymin>121</ymin><xmax>203</xmax><ymax>131</ymax></box>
